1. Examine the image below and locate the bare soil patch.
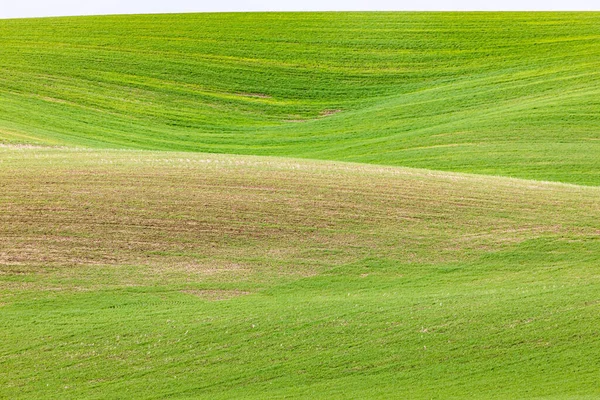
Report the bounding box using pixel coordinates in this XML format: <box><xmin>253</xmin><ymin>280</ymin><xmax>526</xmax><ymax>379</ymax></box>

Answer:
<box><xmin>319</xmin><ymin>109</ymin><xmax>342</xmax><ymax>117</ymax></box>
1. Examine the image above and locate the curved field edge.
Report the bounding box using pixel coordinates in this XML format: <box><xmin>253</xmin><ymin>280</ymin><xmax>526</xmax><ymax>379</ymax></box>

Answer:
<box><xmin>0</xmin><ymin>147</ymin><xmax>599</xmax><ymax>399</ymax></box>
<box><xmin>1</xmin><ymin>12</ymin><xmax>599</xmax><ymax>185</ymax></box>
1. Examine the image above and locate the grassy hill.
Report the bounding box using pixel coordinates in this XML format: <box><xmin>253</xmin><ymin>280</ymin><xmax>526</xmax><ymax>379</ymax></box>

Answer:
<box><xmin>1</xmin><ymin>146</ymin><xmax>599</xmax><ymax>398</ymax></box>
<box><xmin>1</xmin><ymin>12</ymin><xmax>600</xmax><ymax>399</ymax></box>
<box><xmin>1</xmin><ymin>12</ymin><xmax>599</xmax><ymax>184</ymax></box>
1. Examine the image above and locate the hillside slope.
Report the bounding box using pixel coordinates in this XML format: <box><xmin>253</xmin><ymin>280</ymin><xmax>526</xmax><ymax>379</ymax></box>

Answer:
<box><xmin>1</xmin><ymin>13</ymin><xmax>599</xmax><ymax>184</ymax></box>
<box><xmin>1</xmin><ymin>147</ymin><xmax>599</xmax><ymax>398</ymax></box>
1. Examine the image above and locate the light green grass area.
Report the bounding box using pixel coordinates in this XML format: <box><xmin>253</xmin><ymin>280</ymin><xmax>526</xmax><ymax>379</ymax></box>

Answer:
<box><xmin>0</xmin><ymin>13</ymin><xmax>599</xmax><ymax>184</ymax></box>
<box><xmin>1</xmin><ymin>147</ymin><xmax>599</xmax><ymax>399</ymax></box>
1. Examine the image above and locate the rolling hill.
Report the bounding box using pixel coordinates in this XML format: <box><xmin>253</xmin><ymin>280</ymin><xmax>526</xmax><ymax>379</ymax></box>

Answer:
<box><xmin>0</xmin><ymin>12</ymin><xmax>599</xmax><ymax>184</ymax></box>
<box><xmin>1</xmin><ymin>146</ymin><xmax>599</xmax><ymax>398</ymax></box>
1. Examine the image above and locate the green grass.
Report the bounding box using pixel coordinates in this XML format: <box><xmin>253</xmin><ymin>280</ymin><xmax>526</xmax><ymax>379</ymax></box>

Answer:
<box><xmin>2</xmin><ymin>12</ymin><xmax>600</xmax><ymax>398</ymax></box>
<box><xmin>1</xmin><ymin>13</ymin><xmax>599</xmax><ymax>184</ymax></box>
<box><xmin>1</xmin><ymin>147</ymin><xmax>599</xmax><ymax>398</ymax></box>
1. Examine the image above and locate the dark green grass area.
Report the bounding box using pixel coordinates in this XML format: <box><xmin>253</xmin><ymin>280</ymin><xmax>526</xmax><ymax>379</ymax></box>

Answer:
<box><xmin>1</xmin><ymin>13</ymin><xmax>599</xmax><ymax>184</ymax></box>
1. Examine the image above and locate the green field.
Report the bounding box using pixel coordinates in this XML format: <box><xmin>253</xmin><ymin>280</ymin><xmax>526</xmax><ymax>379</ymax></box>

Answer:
<box><xmin>1</xmin><ymin>12</ymin><xmax>600</xmax><ymax>399</ymax></box>
<box><xmin>1</xmin><ymin>12</ymin><xmax>600</xmax><ymax>184</ymax></box>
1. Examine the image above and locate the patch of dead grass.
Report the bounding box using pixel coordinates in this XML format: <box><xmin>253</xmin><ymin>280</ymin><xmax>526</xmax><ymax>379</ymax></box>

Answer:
<box><xmin>319</xmin><ymin>109</ymin><xmax>342</xmax><ymax>116</ymax></box>
<box><xmin>181</xmin><ymin>289</ymin><xmax>251</xmax><ymax>301</ymax></box>
<box><xmin>1</xmin><ymin>149</ymin><xmax>598</xmax><ymax>289</ymax></box>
